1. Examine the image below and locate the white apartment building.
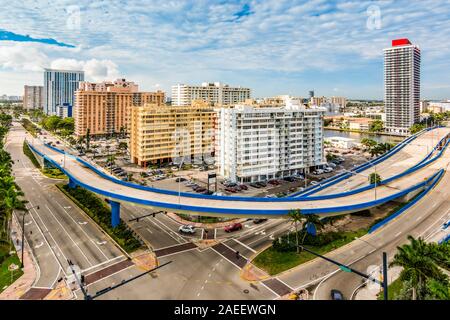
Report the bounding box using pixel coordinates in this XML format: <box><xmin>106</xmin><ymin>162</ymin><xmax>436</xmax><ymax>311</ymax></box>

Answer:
<box><xmin>216</xmin><ymin>104</ymin><xmax>325</xmax><ymax>183</ymax></box>
<box><xmin>172</xmin><ymin>82</ymin><xmax>250</xmax><ymax>106</ymax></box>
<box><xmin>384</xmin><ymin>39</ymin><xmax>421</xmax><ymax>135</ymax></box>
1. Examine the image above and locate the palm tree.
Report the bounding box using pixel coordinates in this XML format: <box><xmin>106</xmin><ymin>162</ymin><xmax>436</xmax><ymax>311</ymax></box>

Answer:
<box><xmin>287</xmin><ymin>209</ymin><xmax>304</xmax><ymax>253</ymax></box>
<box><xmin>390</xmin><ymin>236</ymin><xmax>445</xmax><ymax>300</ymax></box>
<box><xmin>85</xmin><ymin>128</ymin><xmax>91</xmax><ymax>150</ymax></box>
<box><xmin>301</xmin><ymin>214</ymin><xmax>324</xmax><ymax>244</ymax></box>
<box><xmin>369</xmin><ymin>172</ymin><xmax>381</xmax><ymax>185</ymax></box>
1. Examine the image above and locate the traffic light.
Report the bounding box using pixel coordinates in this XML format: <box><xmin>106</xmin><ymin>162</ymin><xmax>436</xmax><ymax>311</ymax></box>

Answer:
<box><xmin>81</xmin><ymin>274</ymin><xmax>85</xmax><ymax>284</ymax></box>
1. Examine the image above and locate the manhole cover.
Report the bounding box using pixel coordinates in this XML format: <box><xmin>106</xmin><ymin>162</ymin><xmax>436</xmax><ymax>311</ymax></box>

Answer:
<box><xmin>243</xmin><ymin>289</ymin><xmax>249</xmax><ymax>294</ymax></box>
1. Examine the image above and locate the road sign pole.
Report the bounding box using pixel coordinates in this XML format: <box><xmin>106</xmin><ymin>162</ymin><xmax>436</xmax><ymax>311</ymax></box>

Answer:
<box><xmin>383</xmin><ymin>252</ymin><xmax>388</xmax><ymax>301</ymax></box>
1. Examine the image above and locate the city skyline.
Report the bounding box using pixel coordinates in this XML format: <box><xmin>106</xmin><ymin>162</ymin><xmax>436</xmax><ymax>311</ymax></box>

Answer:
<box><xmin>1</xmin><ymin>1</ymin><xmax>450</xmax><ymax>100</ymax></box>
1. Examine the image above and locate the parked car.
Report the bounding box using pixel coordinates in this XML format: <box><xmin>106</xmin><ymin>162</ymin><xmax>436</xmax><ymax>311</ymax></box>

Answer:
<box><xmin>283</xmin><ymin>176</ymin><xmax>296</xmax><ymax>182</ymax></box>
<box><xmin>224</xmin><ymin>182</ymin><xmax>238</xmax><ymax>188</ymax></box>
<box><xmin>324</xmin><ymin>167</ymin><xmax>333</xmax><ymax>173</ymax></box>
<box><xmin>253</xmin><ymin>218</ymin><xmax>268</xmax><ymax>224</ymax></box>
<box><xmin>268</xmin><ymin>179</ymin><xmax>280</xmax><ymax>185</ymax></box>
<box><xmin>212</xmin><ymin>192</ymin><xmax>224</xmax><ymax>196</ymax></box>
<box><xmin>175</xmin><ymin>177</ymin><xmax>187</xmax><ymax>182</ymax></box>
<box><xmin>238</xmin><ymin>184</ymin><xmax>248</xmax><ymax>190</ymax></box>
<box><xmin>224</xmin><ymin>222</ymin><xmax>243</xmax><ymax>232</ymax></box>
<box><xmin>330</xmin><ymin>289</ymin><xmax>344</xmax><ymax>300</ymax></box>
<box><xmin>250</xmin><ymin>182</ymin><xmax>262</xmax><ymax>188</ymax></box>
<box><xmin>195</xmin><ymin>187</ymin><xmax>207</xmax><ymax>193</ymax></box>
<box><xmin>311</xmin><ymin>181</ymin><xmax>319</xmax><ymax>186</ymax></box>
<box><xmin>203</xmin><ymin>190</ymin><xmax>214</xmax><ymax>195</ymax></box>
<box><xmin>442</xmin><ymin>220</ymin><xmax>450</xmax><ymax>229</ymax></box>
<box><xmin>264</xmin><ymin>194</ymin><xmax>276</xmax><ymax>198</ymax></box>
<box><xmin>257</xmin><ymin>181</ymin><xmax>267</xmax><ymax>187</ymax></box>
<box><xmin>179</xmin><ymin>225</ymin><xmax>196</xmax><ymax>234</ymax></box>
<box><xmin>225</xmin><ymin>187</ymin><xmax>237</xmax><ymax>193</ymax></box>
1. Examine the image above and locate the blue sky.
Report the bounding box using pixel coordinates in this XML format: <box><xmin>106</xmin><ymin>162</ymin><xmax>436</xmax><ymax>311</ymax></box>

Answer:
<box><xmin>1</xmin><ymin>0</ymin><xmax>450</xmax><ymax>100</ymax></box>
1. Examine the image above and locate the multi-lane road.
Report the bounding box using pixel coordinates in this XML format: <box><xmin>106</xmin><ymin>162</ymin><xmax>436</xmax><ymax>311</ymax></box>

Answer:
<box><xmin>6</xmin><ymin>122</ymin><xmax>450</xmax><ymax>300</ymax></box>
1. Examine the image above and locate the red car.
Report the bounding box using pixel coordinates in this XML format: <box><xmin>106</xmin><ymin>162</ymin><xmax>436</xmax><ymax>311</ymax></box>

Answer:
<box><xmin>268</xmin><ymin>179</ymin><xmax>280</xmax><ymax>185</ymax></box>
<box><xmin>238</xmin><ymin>184</ymin><xmax>248</xmax><ymax>190</ymax></box>
<box><xmin>224</xmin><ymin>222</ymin><xmax>243</xmax><ymax>232</ymax></box>
<box><xmin>225</xmin><ymin>187</ymin><xmax>237</xmax><ymax>193</ymax></box>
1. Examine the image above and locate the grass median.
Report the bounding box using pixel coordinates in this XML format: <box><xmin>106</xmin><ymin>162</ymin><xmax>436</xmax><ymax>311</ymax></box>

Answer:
<box><xmin>253</xmin><ymin>228</ymin><xmax>368</xmax><ymax>276</ymax></box>
<box><xmin>56</xmin><ymin>183</ymin><xmax>142</xmax><ymax>253</ymax></box>
<box><xmin>0</xmin><ymin>247</ymin><xmax>23</xmax><ymax>294</ymax></box>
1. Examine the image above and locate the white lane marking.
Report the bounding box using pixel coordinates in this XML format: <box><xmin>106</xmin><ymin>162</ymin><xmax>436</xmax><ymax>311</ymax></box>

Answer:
<box><xmin>313</xmin><ymin>269</ymin><xmax>340</xmax><ymax>300</ymax></box>
<box><xmin>55</xmin><ymin>202</ymin><xmax>111</xmax><ymax>260</ymax></box>
<box><xmin>78</xmin><ymin>221</ymin><xmax>87</xmax><ymax>225</ymax></box>
<box><xmin>260</xmin><ymin>281</ymin><xmax>281</xmax><ymax>298</ymax></box>
<box><xmin>96</xmin><ymin>241</ymin><xmax>107</xmax><ymax>245</ymax></box>
<box><xmin>145</xmin><ymin>216</ymin><xmax>185</xmax><ymax>244</ymax></box>
<box><xmin>232</xmin><ymin>238</ymin><xmax>257</xmax><ymax>253</ymax></box>
<box><xmin>276</xmin><ymin>277</ymin><xmax>294</xmax><ymax>290</ymax></box>
<box><xmin>34</xmin><ymin>241</ymin><xmax>44</xmax><ymax>249</ymax></box>
<box><xmin>416</xmin><ymin>216</ymin><xmax>423</xmax><ymax>222</ymax></box>
<box><xmin>81</xmin><ymin>256</ymin><xmax>126</xmax><ymax>274</ymax></box>
<box><xmin>145</xmin><ymin>227</ymin><xmax>153</xmax><ymax>234</ymax></box>
<box><xmin>27</xmin><ymin>201</ymin><xmax>66</xmax><ymax>280</ymax></box>
<box><xmin>25</xmin><ymin>221</ymin><xmax>33</xmax><ymax>226</ymax></box>
<box><xmin>45</xmin><ymin>204</ymin><xmax>93</xmax><ymax>266</ymax></box>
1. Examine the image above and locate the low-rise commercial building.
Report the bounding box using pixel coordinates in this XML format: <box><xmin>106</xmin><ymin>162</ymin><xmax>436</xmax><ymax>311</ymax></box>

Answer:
<box><xmin>73</xmin><ymin>79</ymin><xmax>164</xmax><ymax>136</ymax></box>
<box><xmin>216</xmin><ymin>104</ymin><xmax>325</xmax><ymax>183</ymax></box>
<box><xmin>130</xmin><ymin>101</ymin><xmax>216</xmax><ymax>166</ymax></box>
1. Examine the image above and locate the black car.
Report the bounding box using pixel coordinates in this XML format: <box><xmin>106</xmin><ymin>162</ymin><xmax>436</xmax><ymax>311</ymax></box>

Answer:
<box><xmin>330</xmin><ymin>289</ymin><xmax>344</xmax><ymax>300</ymax></box>
<box><xmin>253</xmin><ymin>218</ymin><xmax>268</xmax><ymax>224</ymax></box>
<box><xmin>175</xmin><ymin>177</ymin><xmax>187</xmax><ymax>182</ymax></box>
<box><xmin>256</xmin><ymin>181</ymin><xmax>267</xmax><ymax>187</ymax></box>
<box><xmin>283</xmin><ymin>176</ymin><xmax>296</xmax><ymax>182</ymax></box>
<box><xmin>250</xmin><ymin>182</ymin><xmax>262</xmax><ymax>188</ymax></box>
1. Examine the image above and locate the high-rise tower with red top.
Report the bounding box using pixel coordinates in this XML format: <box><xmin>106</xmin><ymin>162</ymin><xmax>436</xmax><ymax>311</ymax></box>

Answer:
<box><xmin>384</xmin><ymin>38</ymin><xmax>421</xmax><ymax>135</ymax></box>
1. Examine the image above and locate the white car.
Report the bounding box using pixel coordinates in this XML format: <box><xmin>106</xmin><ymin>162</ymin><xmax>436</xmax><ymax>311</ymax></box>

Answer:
<box><xmin>324</xmin><ymin>167</ymin><xmax>333</xmax><ymax>173</ymax></box>
<box><xmin>179</xmin><ymin>225</ymin><xmax>196</xmax><ymax>234</ymax></box>
<box><xmin>311</xmin><ymin>181</ymin><xmax>319</xmax><ymax>186</ymax></box>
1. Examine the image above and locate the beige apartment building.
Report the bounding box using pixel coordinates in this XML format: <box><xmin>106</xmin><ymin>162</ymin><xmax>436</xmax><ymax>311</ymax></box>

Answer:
<box><xmin>23</xmin><ymin>85</ymin><xmax>44</xmax><ymax>110</ymax></box>
<box><xmin>74</xmin><ymin>79</ymin><xmax>164</xmax><ymax>136</ymax></box>
<box><xmin>130</xmin><ymin>101</ymin><xmax>216</xmax><ymax>166</ymax></box>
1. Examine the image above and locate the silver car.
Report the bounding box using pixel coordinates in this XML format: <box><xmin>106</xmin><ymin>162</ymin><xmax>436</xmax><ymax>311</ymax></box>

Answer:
<box><xmin>178</xmin><ymin>225</ymin><xmax>195</xmax><ymax>234</ymax></box>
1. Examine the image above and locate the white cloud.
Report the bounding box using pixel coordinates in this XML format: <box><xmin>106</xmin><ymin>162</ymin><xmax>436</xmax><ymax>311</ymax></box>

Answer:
<box><xmin>50</xmin><ymin>58</ymin><xmax>119</xmax><ymax>81</ymax></box>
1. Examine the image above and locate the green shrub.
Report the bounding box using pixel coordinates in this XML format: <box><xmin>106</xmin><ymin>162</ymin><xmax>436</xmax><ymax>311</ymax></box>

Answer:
<box><xmin>23</xmin><ymin>141</ymin><xmax>40</xmax><ymax>168</ymax></box>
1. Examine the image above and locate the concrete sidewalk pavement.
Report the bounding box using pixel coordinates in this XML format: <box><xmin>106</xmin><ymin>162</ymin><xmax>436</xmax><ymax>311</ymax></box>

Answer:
<box><xmin>0</xmin><ymin>216</ymin><xmax>37</xmax><ymax>300</ymax></box>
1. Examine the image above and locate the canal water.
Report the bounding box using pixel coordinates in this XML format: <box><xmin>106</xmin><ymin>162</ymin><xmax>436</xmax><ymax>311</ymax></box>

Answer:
<box><xmin>324</xmin><ymin>129</ymin><xmax>405</xmax><ymax>144</ymax></box>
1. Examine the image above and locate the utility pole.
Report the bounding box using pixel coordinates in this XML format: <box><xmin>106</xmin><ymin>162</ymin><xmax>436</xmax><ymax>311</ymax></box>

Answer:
<box><xmin>298</xmin><ymin>245</ymin><xmax>388</xmax><ymax>300</ymax></box>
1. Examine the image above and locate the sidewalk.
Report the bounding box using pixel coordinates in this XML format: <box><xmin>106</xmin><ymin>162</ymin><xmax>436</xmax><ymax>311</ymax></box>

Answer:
<box><xmin>354</xmin><ymin>266</ymin><xmax>402</xmax><ymax>300</ymax></box>
<box><xmin>0</xmin><ymin>216</ymin><xmax>37</xmax><ymax>300</ymax></box>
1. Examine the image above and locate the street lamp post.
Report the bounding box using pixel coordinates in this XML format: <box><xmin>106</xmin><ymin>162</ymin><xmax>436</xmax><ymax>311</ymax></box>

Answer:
<box><xmin>20</xmin><ymin>205</ymin><xmax>40</xmax><ymax>268</ymax></box>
